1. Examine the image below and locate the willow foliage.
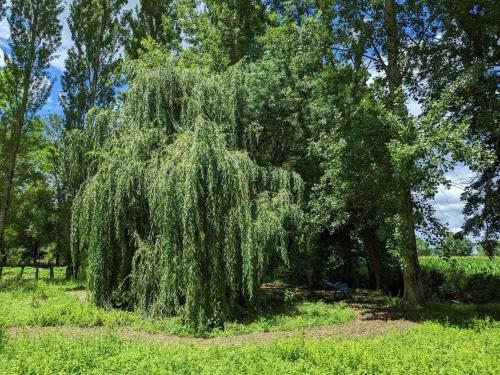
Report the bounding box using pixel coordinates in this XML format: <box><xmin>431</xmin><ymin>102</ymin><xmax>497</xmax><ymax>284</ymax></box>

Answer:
<box><xmin>71</xmin><ymin>61</ymin><xmax>304</xmax><ymax>329</ymax></box>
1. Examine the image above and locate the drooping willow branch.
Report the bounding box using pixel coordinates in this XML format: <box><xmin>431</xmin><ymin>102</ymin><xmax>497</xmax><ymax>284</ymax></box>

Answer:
<box><xmin>71</xmin><ymin>61</ymin><xmax>305</xmax><ymax>330</ymax></box>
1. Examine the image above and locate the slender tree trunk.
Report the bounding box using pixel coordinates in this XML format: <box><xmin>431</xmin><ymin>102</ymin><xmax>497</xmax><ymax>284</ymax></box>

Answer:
<box><xmin>0</xmin><ymin>116</ymin><xmax>24</xmax><ymax>260</ymax></box>
<box><xmin>49</xmin><ymin>265</ymin><xmax>54</xmax><ymax>280</ymax></box>
<box><xmin>35</xmin><ymin>246</ymin><xmax>39</xmax><ymax>280</ymax></box>
<box><xmin>384</xmin><ymin>0</ymin><xmax>424</xmax><ymax>306</ymax></box>
<box><xmin>0</xmin><ymin>19</ymin><xmax>35</xmax><ymax>266</ymax></box>
<box><xmin>384</xmin><ymin>0</ymin><xmax>402</xmax><ymax>107</ymax></box>
<box><xmin>66</xmin><ymin>261</ymin><xmax>74</xmax><ymax>280</ymax></box>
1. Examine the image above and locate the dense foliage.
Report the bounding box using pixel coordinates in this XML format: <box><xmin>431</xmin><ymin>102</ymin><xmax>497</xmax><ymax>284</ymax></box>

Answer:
<box><xmin>0</xmin><ymin>0</ymin><xmax>498</xmax><ymax>330</ymax></box>
<box><xmin>420</xmin><ymin>256</ymin><xmax>500</xmax><ymax>303</ymax></box>
<box><xmin>71</xmin><ymin>61</ymin><xmax>305</xmax><ymax>329</ymax></box>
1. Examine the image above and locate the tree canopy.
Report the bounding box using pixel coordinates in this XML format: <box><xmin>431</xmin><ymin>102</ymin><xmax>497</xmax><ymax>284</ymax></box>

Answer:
<box><xmin>0</xmin><ymin>0</ymin><xmax>498</xmax><ymax>324</ymax></box>
<box><xmin>71</xmin><ymin>60</ymin><xmax>304</xmax><ymax>329</ymax></box>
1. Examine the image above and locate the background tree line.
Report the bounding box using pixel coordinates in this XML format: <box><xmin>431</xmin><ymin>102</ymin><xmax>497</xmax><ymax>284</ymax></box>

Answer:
<box><xmin>0</xmin><ymin>0</ymin><xmax>498</xmax><ymax>308</ymax></box>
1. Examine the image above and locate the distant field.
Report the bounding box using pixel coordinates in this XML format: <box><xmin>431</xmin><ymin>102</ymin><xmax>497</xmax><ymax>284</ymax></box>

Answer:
<box><xmin>420</xmin><ymin>256</ymin><xmax>500</xmax><ymax>276</ymax></box>
<box><xmin>1</xmin><ymin>266</ymin><xmax>67</xmax><ymax>280</ymax></box>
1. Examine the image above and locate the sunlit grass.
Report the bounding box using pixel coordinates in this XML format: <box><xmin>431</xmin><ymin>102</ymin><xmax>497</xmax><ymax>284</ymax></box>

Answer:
<box><xmin>0</xmin><ymin>278</ymin><xmax>354</xmax><ymax>338</ymax></box>
<box><xmin>1</xmin><ymin>321</ymin><xmax>498</xmax><ymax>374</ymax></box>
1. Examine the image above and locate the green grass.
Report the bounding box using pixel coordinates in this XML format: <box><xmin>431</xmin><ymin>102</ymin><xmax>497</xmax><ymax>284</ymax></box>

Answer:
<box><xmin>1</xmin><ymin>266</ymin><xmax>67</xmax><ymax>280</ymax></box>
<box><xmin>0</xmin><ymin>278</ymin><xmax>355</xmax><ymax>337</ymax></box>
<box><xmin>0</xmin><ymin>269</ymin><xmax>499</xmax><ymax>373</ymax></box>
<box><xmin>419</xmin><ymin>301</ymin><xmax>500</xmax><ymax>325</ymax></box>
<box><xmin>1</xmin><ymin>322</ymin><xmax>498</xmax><ymax>374</ymax></box>
<box><xmin>419</xmin><ymin>256</ymin><xmax>500</xmax><ymax>303</ymax></box>
<box><xmin>420</xmin><ymin>256</ymin><xmax>500</xmax><ymax>276</ymax></box>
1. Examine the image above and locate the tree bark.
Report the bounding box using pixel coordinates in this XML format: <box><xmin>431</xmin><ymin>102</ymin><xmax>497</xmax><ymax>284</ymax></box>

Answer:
<box><xmin>384</xmin><ymin>0</ymin><xmax>424</xmax><ymax>306</ymax></box>
<box><xmin>400</xmin><ymin>188</ymin><xmax>424</xmax><ymax>306</ymax></box>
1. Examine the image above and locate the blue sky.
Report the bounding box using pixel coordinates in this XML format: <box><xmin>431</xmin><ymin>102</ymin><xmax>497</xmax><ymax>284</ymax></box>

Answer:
<box><xmin>0</xmin><ymin>0</ymin><xmax>475</xmax><ymax>236</ymax></box>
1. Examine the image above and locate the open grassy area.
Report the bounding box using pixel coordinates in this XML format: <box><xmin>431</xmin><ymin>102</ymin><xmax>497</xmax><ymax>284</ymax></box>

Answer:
<box><xmin>1</xmin><ymin>268</ymin><xmax>499</xmax><ymax>374</ymax></box>
<box><xmin>0</xmin><ymin>277</ymin><xmax>355</xmax><ymax>338</ymax></box>
<box><xmin>1</xmin><ymin>266</ymin><xmax>67</xmax><ymax>280</ymax></box>
<box><xmin>1</xmin><ymin>322</ymin><xmax>499</xmax><ymax>374</ymax></box>
<box><xmin>420</xmin><ymin>256</ymin><xmax>500</xmax><ymax>276</ymax></box>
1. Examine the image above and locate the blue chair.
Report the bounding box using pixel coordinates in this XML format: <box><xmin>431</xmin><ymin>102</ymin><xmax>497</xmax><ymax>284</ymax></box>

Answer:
<box><xmin>325</xmin><ymin>280</ymin><xmax>354</xmax><ymax>300</ymax></box>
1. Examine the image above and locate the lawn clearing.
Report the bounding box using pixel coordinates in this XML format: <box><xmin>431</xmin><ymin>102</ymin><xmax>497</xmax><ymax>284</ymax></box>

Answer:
<box><xmin>1</xmin><ymin>322</ymin><xmax>498</xmax><ymax>374</ymax></box>
<box><xmin>0</xmin><ymin>277</ymin><xmax>355</xmax><ymax>338</ymax></box>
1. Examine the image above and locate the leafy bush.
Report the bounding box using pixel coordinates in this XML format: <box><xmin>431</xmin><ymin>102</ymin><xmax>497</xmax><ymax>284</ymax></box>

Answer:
<box><xmin>420</xmin><ymin>256</ymin><xmax>500</xmax><ymax>302</ymax></box>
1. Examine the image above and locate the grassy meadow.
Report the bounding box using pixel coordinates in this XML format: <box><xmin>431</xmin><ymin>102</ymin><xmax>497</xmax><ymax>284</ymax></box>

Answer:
<box><xmin>0</xmin><ymin>260</ymin><xmax>499</xmax><ymax>374</ymax></box>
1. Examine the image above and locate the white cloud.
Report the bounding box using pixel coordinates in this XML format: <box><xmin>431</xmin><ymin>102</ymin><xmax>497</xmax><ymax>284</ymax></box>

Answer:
<box><xmin>0</xmin><ymin>18</ymin><xmax>9</xmax><ymax>40</ymax></box>
<box><xmin>431</xmin><ymin>164</ymin><xmax>476</xmax><ymax>233</ymax></box>
<box><xmin>407</xmin><ymin>98</ymin><xmax>422</xmax><ymax>116</ymax></box>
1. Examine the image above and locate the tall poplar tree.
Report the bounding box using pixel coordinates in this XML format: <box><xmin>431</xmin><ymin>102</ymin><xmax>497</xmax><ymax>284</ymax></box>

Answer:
<box><xmin>60</xmin><ymin>0</ymin><xmax>125</xmax><ymax>130</ymax></box>
<box><xmin>178</xmin><ymin>0</ymin><xmax>266</xmax><ymax>71</ymax></box>
<box><xmin>58</xmin><ymin>0</ymin><xmax>125</xmax><ymax>277</ymax></box>
<box><xmin>124</xmin><ymin>0</ymin><xmax>180</xmax><ymax>58</ymax></box>
<box><xmin>0</xmin><ymin>0</ymin><xmax>63</xmax><ymax>269</ymax></box>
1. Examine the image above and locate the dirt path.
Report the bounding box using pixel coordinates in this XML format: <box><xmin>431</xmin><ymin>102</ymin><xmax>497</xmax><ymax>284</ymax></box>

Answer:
<box><xmin>7</xmin><ymin>287</ymin><xmax>417</xmax><ymax>346</ymax></box>
<box><xmin>7</xmin><ymin>309</ymin><xmax>416</xmax><ymax>346</ymax></box>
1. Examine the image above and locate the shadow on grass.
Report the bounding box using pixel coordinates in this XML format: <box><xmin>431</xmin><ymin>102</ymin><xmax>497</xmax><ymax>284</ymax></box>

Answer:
<box><xmin>416</xmin><ymin>301</ymin><xmax>500</xmax><ymax>327</ymax></box>
<box><xmin>225</xmin><ymin>290</ymin><xmax>311</xmax><ymax>326</ymax></box>
<box><xmin>321</xmin><ymin>288</ymin><xmax>500</xmax><ymax>328</ymax></box>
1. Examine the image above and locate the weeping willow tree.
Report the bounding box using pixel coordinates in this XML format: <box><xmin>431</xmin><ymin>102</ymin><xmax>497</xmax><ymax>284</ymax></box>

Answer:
<box><xmin>71</xmin><ymin>60</ymin><xmax>304</xmax><ymax>329</ymax></box>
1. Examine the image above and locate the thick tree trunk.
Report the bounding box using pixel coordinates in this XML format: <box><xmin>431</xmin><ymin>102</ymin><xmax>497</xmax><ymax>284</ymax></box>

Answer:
<box><xmin>400</xmin><ymin>189</ymin><xmax>424</xmax><ymax>306</ymax></box>
<box><xmin>384</xmin><ymin>0</ymin><xmax>424</xmax><ymax>306</ymax></box>
<box><xmin>361</xmin><ymin>228</ymin><xmax>383</xmax><ymax>290</ymax></box>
